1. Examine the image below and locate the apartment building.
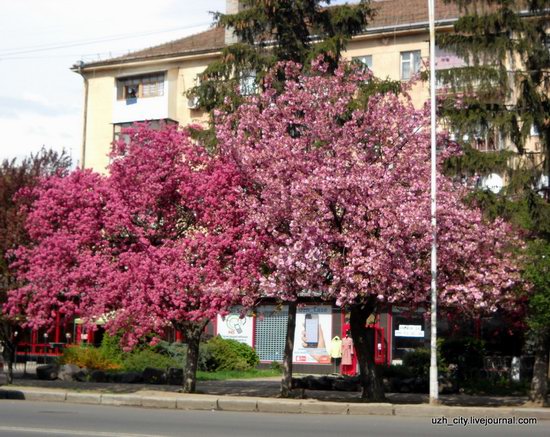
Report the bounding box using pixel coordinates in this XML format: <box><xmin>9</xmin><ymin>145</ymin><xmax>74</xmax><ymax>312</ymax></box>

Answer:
<box><xmin>72</xmin><ymin>0</ymin><xmax>472</xmax><ymax>172</ymax></box>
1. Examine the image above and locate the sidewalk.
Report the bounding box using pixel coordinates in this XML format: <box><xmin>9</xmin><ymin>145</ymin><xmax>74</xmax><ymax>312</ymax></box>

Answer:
<box><xmin>1</xmin><ymin>376</ymin><xmax>549</xmax><ymax>418</ymax></box>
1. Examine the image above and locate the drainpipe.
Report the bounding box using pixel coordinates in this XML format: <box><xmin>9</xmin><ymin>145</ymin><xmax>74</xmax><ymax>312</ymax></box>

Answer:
<box><xmin>75</xmin><ymin>61</ymin><xmax>88</xmax><ymax>169</ymax></box>
<box><xmin>225</xmin><ymin>0</ymin><xmax>244</xmax><ymax>46</ymax></box>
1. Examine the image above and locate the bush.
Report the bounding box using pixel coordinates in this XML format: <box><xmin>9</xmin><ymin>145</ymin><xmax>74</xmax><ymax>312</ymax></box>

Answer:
<box><xmin>122</xmin><ymin>350</ymin><xmax>180</xmax><ymax>372</ymax></box>
<box><xmin>380</xmin><ymin>364</ymin><xmax>414</xmax><ymax>379</ymax></box>
<box><xmin>99</xmin><ymin>333</ymin><xmax>124</xmax><ymax>364</ymax></box>
<box><xmin>202</xmin><ymin>336</ymin><xmax>259</xmax><ymax>372</ymax></box>
<box><xmin>462</xmin><ymin>377</ymin><xmax>529</xmax><ymax>396</ymax></box>
<box><xmin>439</xmin><ymin>337</ymin><xmax>485</xmax><ymax>383</ymax></box>
<box><xmin>402</xmin><ymin>348</ymin><xmax>431</xmax><ymax>379</ymax></box>
<box><xmin>152</xmin><ymin>341</ymin><xmax>214</xmax><ymax>371</ymax></box>
<box><xmin>59</xmin><ymin>345</ymin><xmax>121</xmax><ymax>370</ymax></box>
<box><xmin>154</xmin><ymin>340</ymin><xmax>187</xmax><ymax>364</ymax></box>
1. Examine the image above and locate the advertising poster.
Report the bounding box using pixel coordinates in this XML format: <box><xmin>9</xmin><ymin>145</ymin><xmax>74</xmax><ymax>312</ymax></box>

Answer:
<box><xmin>216</xmin><ymin>311</ymin><xmax>254</xmax><ymax>347</ymax></box>
<box><xmin>293</xmin><ymin>305</ymin><xmax>332</xmax><ymax>365</ymax></box>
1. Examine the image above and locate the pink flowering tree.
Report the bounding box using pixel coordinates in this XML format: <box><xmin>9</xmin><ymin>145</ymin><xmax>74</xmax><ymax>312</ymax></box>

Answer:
<box><xmin>216</xmin><ymin>60</ymin><xmax>525</xmax><ymax>399</ymax></box>
<box><xmin>7</xmin><ymin>125</ymin><xmax>263</xmax><ymax>393</ymax></box>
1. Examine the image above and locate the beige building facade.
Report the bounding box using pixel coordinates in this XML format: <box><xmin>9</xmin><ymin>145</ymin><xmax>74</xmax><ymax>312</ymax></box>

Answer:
<box><xmin>73</xmin><ymin>0</ymin><xmax>542</xmax><ymax>178</ymax></box>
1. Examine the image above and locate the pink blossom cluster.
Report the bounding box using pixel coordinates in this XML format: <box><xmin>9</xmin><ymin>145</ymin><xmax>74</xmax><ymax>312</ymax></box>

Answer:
<box><xmin>7</xmin><ymin>60</ymin><xmax>525</xmax><ymax>347</ymax></box>
<box><xmin>216</xmin><ymin>60</ymin><xmax>524</xmax><ymax>314</ymax></box>
<box><xmin>7</xmin><ymin>126</ymin><xmax>263</xmax><ymax>348</ymax></box>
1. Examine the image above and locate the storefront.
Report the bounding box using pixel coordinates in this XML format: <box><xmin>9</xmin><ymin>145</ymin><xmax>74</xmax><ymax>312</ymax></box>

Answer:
<box><xmin>215</xmin><ymin>303</ymin><xmax>393</xmax><ymax>374</ymax></box>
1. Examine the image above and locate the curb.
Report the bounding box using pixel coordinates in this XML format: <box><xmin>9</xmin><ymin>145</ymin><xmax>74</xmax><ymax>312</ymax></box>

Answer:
<box><xmin>1</xmin><ymin>387</ymin><xmax>549</xmax><ymax>419</ymax></box>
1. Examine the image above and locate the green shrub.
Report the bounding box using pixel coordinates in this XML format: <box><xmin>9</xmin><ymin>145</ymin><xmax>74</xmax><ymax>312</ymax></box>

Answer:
<box><xmin>203</xmin><ymin>336</ymin><xmax>259</xmax><ymax>372</ymax></box>
<box><xmin>439</xmin><ymin>337</ymin><xmax>485</xmax><ymax>383</ymax></box>
<box><xmin>403</xmin><ymin>348</ymin><xmax>431</xmax><ymax>379</ymax></box>
<box><xmin>99</xmin><ymin>333</ymin><xmax>124</xmax><ymax>364</ymax></box>
<box><xmin>154</xmin><ymin>340</ymin><xmax>187</xmax><ymax>363</ymax></box>
<box><xmin>114</xmin><ymin>337</ymin><xmax>259</xmax><ymax>373</ymax></box>
<box><xmin>198</xmin><ymin>343</ymin><xmax>214</xmax><ymax>371</ymax></box>
<box><xmin>59</xmin><ymin>345</ymin><xmax>121</xmax><ymax>370</ymax></box>
<box><xmin>462</xmin><ymin>378</ymin><xmax>529</xmax><ymax>396</ymax></box>
<box><xmin>152</xmin><ymin>340</ymin><xmax>215</xmax><ymax>371</ymax></box>
<box><xmin>122</xmin><ymin>349</ymin><xmax>180</xmax><ymax>372</ymax></box>
<box><xmin>380</xmin><ymin>364</ymin><xmax>414</xmax><ymax>379</ymax></box>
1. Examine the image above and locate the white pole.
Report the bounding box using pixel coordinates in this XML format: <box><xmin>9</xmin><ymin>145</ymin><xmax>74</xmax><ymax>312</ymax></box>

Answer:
<box><xmin>428</xmin><ymin>0</ymin><xmax>439</xmax><ymax>405</ymax></box>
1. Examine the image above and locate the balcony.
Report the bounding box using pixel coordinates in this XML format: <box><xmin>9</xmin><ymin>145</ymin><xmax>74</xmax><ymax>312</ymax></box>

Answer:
<box><xmin>112</xmin><ymin>72</ymin><xmax>170</xmax><ymax>124</ymax></box>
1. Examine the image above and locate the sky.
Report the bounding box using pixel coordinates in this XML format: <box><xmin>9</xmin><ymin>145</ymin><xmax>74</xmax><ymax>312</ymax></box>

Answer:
<box><xmin>0</xmin><ymin>0</ymin><xmax>226</xmax><ymax>165</ymax></box>
<box><xmin>0</xmin><ymin>1</ymin><xmax>352</xmax><ymax>166</ymax></box>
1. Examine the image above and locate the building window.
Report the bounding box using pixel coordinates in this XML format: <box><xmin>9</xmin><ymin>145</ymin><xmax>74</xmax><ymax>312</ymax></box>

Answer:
<box><xmin>400</xmin><ymin>50</ymin><xmax>421</xmax><ymax>80</ymax></box>
<box><xmin>239</xmin><ymin>70</ymin><xmax>257</xmax><ymax>96</ymax></box>
<box><xmin>468</xmin><ymin>126</ymin><xmax>505</xmax><ymax>152</ymax></box>
<box><xmin>353</xmin><ymin>55</ymin><xmax>373</xmax><ymax>72</ymax></box>
<box><xmin>113</xmin><ymin>119</ymin><xmax>177</xmax><ymax>142</ymax></box>
<box><xmin>116</xmin><ymin>73</ymin><xmax>165</xmax><ymax>100</ymax></box>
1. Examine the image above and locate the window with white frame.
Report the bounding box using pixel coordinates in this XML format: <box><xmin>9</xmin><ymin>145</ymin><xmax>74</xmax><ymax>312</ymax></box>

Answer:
<box><xmin>471</xmin><ymin>125</ymin><xmax>505</xmax><ymax>152</ymax></box>
<box><xmin>116</xmin><ymin>72</ymin><xmax>165</xmax><ymax>100</ymax></box>
<box><xmin>353</xmin><ymin>55</ymin><xmax>373</xmax><ymax>72</ymax></box>
<box><xmin>239</xmin><ymin>70</ymin><xmax>257</xmax><ymax>96</ymax></box>
<box><xmin>400</xmin><ymin>50</ymin><xmax>422</xmax><ymax>80</ymax></box>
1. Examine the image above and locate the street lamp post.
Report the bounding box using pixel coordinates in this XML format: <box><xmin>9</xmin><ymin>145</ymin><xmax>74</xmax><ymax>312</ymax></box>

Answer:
<box><xmin>428</xmin><ymin>0</ymin><xmax>439</xmax><ymax>405</ymax></box>
<box><xmin>43</xmin><ymin>333</ymin><xmax>49</xmax><ymax>365</ymax></box>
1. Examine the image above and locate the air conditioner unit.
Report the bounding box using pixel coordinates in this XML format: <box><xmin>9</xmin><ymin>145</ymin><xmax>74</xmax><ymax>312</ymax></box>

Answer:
<box><xmin>187</xmin><ymin>96</ymin><xmax>200</xmax><ymax>109</ymax></box>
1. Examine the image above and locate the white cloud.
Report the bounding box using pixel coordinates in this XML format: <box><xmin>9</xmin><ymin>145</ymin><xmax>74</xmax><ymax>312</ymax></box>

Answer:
<box><xmin>0</xmin><ymin>0</ymin><xmax>225</xmax><ymax>163</ymax></box>
<box><xmin>0</xmin><ymin>0</ymin><xmax>357</xmax><ymax>164</ymax></box>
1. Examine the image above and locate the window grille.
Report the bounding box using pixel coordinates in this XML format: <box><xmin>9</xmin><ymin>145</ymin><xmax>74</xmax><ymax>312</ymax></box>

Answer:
<box><xmin>254</xmin><ymin>306</ymin><xmax>288</xmax><ymax>362</ymax></box>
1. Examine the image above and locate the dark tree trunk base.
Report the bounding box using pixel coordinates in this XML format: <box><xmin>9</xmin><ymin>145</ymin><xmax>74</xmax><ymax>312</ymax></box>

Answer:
<box><xmin>350</xmin><ymin>299</ymin><xmax>385</xmax><ymax>401</ymax></box>
<box><xmin>529</xmin><ymin>340</ymin><xmax>549</xmax><ymax>406</ymax></box>
<box><xmin>281</xmin><ymin>301</ymin><xmax>297</xmax><ymax>398</ymax></box>
<box><xmin>1</xmin><ymin>340</ymin><xmax>16</xmax><ymax>385</ymax></box>
<box><xmin>181</xmin><ymin>320</ymin><xmax>208</xmax><ymax>394</ymax></box>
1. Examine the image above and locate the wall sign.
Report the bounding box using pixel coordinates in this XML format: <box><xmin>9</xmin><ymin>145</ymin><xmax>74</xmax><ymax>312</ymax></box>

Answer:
<box><xmin>292</xmin><ymin>305</ymin><xmax>332</xmax><ymax>364</ymax></box>
<box><xmin>394</xmin><ymin>324</ymin><xmax>425</xmax><ymax>338</ymax></box>
<box><xmin>216</xmin><ymin>311</ymin><xmax>254</xmax><ymax>347</ymax></box>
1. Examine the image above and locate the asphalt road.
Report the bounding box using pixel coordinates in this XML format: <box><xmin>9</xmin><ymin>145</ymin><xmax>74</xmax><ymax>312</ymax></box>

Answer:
<box><xmin>0</xmin><ymin>400</ymin><xmax>548</xmax><ymax>437</ymax></box>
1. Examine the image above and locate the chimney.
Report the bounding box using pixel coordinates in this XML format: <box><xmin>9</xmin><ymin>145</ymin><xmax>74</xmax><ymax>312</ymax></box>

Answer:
<box><xmin>225</xmin><ymin>0</ymin><xmax>244</xmax><ymax>46</ymax></box>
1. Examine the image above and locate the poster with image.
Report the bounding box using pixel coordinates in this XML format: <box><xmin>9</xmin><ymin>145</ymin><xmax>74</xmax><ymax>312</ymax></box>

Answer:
<box><xmin>292</xmin><ymin>305</ymin><xmax>332</xmax><ymax>364</ymax></box>
<box><xmin>217</xmin><ymin>311</ymin><xmax>254</xmax><ymax>347</ymax></box>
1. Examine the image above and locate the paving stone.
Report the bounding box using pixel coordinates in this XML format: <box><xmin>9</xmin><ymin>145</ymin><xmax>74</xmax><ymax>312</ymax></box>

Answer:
<box><xmin>347</xmin><ymin>402</ymin><xmax>394</xmax><ymax>416</ymax></box>
<box><xmin>257</xmin><ymin>400</ymin><xmax>301</xmax><ymax>414</ymax></box>
<box><xmin>100</xmin><ymin>394</ymin><xmax>142</xmax><ymax>407</ymax></box>
<box><xmin>21</xmin><ymin>390</ymin><xmax>66</xmax><ymax>402</ymax></box>
<box><xmin>65</xmin><ymin>392</ymin><xmax>101</xmax><ymax>404</ymax></box>
<box><xmin>512</xmin><ymin>408</ymin><xmax>550</xmax><ymax>420</ymax></box>
<box><xmin>176</xmin><ymin>396</ymin><xmax>218</xmax><ymax>411</ymax></box>
<box><xmin>217</xmin><ymin>398</ymin><xmax>258</xmax><ymax>412</ymax></box>
<box><xmin>301</xmin><ymin>401</ymin><xmax>348</xmax><ymax>415</ymax></box>
<box><xmin>141</xmin><ymin>396</ymin><xmax>177</xmax><ymax>409</ymax></box>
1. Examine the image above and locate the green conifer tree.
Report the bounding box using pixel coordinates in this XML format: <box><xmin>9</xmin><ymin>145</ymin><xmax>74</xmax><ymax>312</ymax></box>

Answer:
<box><xmin>190</xmin><ymin>0</ymin><xmax>373</xmax><ymax>112</ymax></box>
<box><xmin>438</xmin><ymin>0</ymin><xmax>550</xmax><ymax>404</ymax></box>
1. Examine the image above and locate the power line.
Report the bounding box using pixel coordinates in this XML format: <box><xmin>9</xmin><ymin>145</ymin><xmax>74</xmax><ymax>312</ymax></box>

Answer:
<box><xmin>0</xmin><ymin>22</ymin><xmax>211</xmax><ymax>57</ymax></box>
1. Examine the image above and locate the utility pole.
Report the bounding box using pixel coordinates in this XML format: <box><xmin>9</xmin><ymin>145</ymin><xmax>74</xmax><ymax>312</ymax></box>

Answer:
<box><xmin>428</xmin><ymin>0</ymin><xmax>439</xmax><ymax>405</ymax></box>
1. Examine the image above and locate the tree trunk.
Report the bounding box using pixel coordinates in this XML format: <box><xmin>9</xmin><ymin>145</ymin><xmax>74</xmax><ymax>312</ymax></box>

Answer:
<box><xmin>2</xmin><ymin>326</ymin><xmax>17</xmax><ymax>384</ymax></box>
<box><xmin>280</xmin><ymin>300</ymin><xmax>297</xmax><ymax>398</ymax></box>
<box><xmin>529</xmin><ymin>336</ymin><xmax>549</xmax><ymax>406</ymax></box>
<box><xmin>350</xmin><ymin>299</ymin><xmax>385</xmax><ymax>401</ymax></box>
<box><xmin>181</xmin><ymin>320</ymin><xmax>207</xmax><ymax>393</ymax></box>
<box><xmin>1</xmin><ymin>338</ymin><xmax>16</xmax><ymax>385</ymax></box>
